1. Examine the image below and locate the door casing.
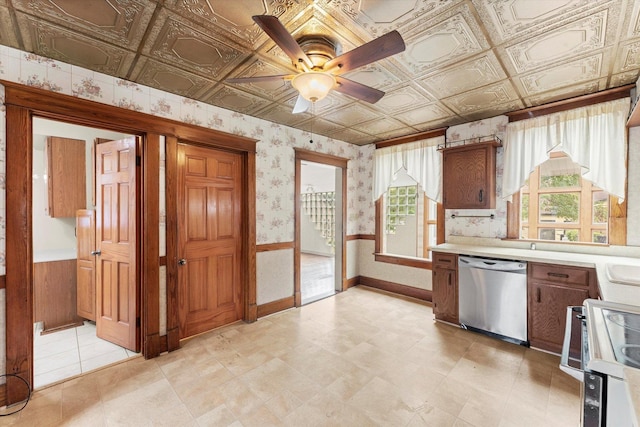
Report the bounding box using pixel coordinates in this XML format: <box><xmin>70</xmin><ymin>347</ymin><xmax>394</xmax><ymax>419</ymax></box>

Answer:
<box><xmin>3</xmin><ymin>80</ymin><xmax>257</xmax><ymax>404</ymax></box>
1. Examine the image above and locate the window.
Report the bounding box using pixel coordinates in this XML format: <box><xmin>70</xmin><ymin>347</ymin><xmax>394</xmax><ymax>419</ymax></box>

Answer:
<box><xmin>518</xmin><ymin>152</ymin><xmax>609</xmax><ymax>244</ymax></box>
<box><xmin>375</xmin><ymin>172</ymin><xmax>443</xmax><ymax>267</ymax></box>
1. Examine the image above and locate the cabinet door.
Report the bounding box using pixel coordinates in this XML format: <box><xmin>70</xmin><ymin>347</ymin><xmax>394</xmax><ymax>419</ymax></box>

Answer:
<box><xmin>433</xmin><ymin>268</ymin><xmax>458</xmax><ymax>324</ymax></box>
<box><xmin>76</xmin><ymin>209</ymin><xmax>96</xmax><ymax>321</ymax></box>
<box><xmin>528</xmin><ymin>282</ymin><xmax>589</xmax><ymax>354</ymax></box>
<box><xmin>47</xmin><ymin>137</ymin><xmax>87</xmax><ymax>218</ymax></box>
<box><xmin>443</xmin><ymin>143</ymin><xmax>496</xmax><ymax>209</ymax></box>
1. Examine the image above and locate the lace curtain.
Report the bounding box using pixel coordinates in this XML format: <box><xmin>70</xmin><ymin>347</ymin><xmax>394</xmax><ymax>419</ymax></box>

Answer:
<box><xmin>373</xmin><ymin>136</ymin><xmax>443</xmax><ymax>202</ymax></box>
<box><xmin>502</xmin><ymin>97</ymin><xmax>630</xmax><ymax>202</ymax></box>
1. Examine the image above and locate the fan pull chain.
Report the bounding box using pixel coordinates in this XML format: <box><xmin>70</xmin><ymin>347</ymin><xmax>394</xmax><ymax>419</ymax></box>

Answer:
<box><xmin>310</xmin><ymin>102</ymin><xmax>315</xmax><ymax>144</ymax></box>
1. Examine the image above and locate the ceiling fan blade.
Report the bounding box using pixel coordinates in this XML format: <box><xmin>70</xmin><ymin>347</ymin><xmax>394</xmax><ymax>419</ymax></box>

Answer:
<box><xmin>292</xmin><ymin>95</ymin><xmax>311</xmax><ymax>114</ymax></box>
<box><xmin>253</xmin><ymin>15</ymin><xmax>314</xmax><ymax>70</ymax></box>
<box><xmin>225</xmin><ymin>74</ymin><xmax>293</xmax><ymax>84</ymax></box>
<box><xmin>334</xmin><ymin>76</ymin><xmax>385</xmax><ymax>103</ymax></box>
<box><xmin>323</xmin><ymin>30</ymin><xmax>405</xmax><ymax>75</ymax></box>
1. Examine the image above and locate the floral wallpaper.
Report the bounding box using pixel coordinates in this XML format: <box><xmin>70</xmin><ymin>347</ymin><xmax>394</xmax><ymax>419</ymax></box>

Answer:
<box><xmin>0</xmin><ymin>44</ymin><xmax>370</xmax><ymax>266</ymax></box>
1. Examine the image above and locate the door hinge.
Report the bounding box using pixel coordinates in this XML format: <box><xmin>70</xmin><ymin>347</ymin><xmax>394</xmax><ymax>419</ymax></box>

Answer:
<box><xmin>136</xmin><ymin>317</ymin><xmax>141</xmax><ymax>327</ymax></box>
<box><xmin>136</xmin><ymin>155</ymin><xmax>141</xmax><ymax>166</ymax></box>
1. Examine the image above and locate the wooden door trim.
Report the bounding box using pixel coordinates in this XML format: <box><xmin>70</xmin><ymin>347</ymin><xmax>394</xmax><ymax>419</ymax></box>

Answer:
<box><xmin>294</xmin><ymin>149</ymin><xmax>349</xmax><ymax>307</ymax></box>
<box><xmin>3</xmin><ymin>82</ymin><xmax>257</xmax><ymax>403</ymax></box>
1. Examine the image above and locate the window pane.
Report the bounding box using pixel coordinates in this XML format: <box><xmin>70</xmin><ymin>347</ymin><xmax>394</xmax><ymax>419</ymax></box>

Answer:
<box><xmin>538</xmin><ymin>193</ymin><xmax>580</xmax><ymax>223</ymax></box>
<box><xmin>520</xmin><ymin>226</ymin><xmax>528</xmax><ymax>239</ymax></box>
<box><xmin>521</xmin><ymin>193</ymin><xmax>529</xmax><ymax>223</ymax></box>
<box><xmin>428</xmin><ymin>199</ymin><xmax>437</xmax><ymax>219</ymax></box>
<box><xmin>539</xmin><ymin>228</ymin><xmax>579</xmax><ymax>241</ymax></box>
<box><xmin>592</xmin><ymin>230</ymin><xmax>607</xmax><ymax>244</ymax></box>
<box><xmin>539</xmin><ymin>156</ymin><xmax>581</xmax><ymax>188</ymax></box>
<box><xmin>592</xmin><ymin>191</ymin><xmax>609</xmax><ymax>224</ymax></box>
<box><xmin>428</xmin><ymin>224</ymin><xmax>437</xmax><ymax>247</ymax></box>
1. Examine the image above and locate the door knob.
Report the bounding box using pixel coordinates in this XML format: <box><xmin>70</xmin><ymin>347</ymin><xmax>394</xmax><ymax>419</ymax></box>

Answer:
<box><xmin>91</xmin><ymin>250</ymin><xmax>101</xmax><ymax>256</ymax></box>
<box><xmin>178</xmin><ymin>259</ymin><xmax>187</xmax><ymax>266</ymax></box>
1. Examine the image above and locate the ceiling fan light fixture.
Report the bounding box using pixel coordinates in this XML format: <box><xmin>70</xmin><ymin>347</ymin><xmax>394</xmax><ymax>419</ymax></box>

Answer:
<box><xmin>291</xmin><ymin>72</ymin><xmax>336</xmax><ymax>102</ymax></box>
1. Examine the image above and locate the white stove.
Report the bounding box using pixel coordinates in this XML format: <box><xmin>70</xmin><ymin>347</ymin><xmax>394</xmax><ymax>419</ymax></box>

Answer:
<box><xmin>561</xmin><ymin>299</ymin><xmax>639</xmax><ymax>426</ymax></box>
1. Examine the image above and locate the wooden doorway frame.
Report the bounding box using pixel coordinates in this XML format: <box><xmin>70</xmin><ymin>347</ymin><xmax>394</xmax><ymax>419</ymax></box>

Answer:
<box><xmin>3</xmin><ymin>81</ymin><xmax>257</xmax><ymax>404</ymax></box>
<box><xmin>294</xmin><ymin>149</ymin><xmax>348</xmax><ymax>306</ymax></box>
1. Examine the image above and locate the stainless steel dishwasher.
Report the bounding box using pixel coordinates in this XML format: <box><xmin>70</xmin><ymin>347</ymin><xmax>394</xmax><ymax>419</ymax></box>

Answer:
<box><xmin>458</xmin><ymin>255</ymin><xmax>528</xmax><ymax>345</ymax></box>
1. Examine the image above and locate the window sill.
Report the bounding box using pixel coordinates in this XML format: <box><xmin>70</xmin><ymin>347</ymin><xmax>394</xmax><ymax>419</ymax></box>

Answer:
<box><xmin>374</xmin><ymin>253</ymin><xmax>432</xmax><ymax>269</ymax></box>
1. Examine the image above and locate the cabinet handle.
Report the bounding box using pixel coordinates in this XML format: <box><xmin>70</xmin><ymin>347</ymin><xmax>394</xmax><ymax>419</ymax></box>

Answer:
<box><xmin>547</xmin><ymin>272</ymin><xmax>569</xmax><ymax>279</ymax></box>
<box><xmin>479</xmin><ymin>189</ymin><xmax>483</xmax><ymax>202</ymax></box>
<box><xmin>448</xmin><ymin>272</ymin><xmax>452</xmax><ymax>286</ymax></box>
<box><xmin>536</xmin><ymin>287</ymin><xmax>541</xmax><ymax>303</ymax></box>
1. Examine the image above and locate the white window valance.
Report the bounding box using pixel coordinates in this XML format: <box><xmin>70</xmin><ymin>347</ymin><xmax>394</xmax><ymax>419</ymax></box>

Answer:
<box><xmin>373</xmin><ymin>136</ymin><xmax>443</xmax><ymax>203</ymax></box>
<box><xmin>502</xmin><ymin>97</ymin><xmax>630</xmax><ymax>202</ymax></box>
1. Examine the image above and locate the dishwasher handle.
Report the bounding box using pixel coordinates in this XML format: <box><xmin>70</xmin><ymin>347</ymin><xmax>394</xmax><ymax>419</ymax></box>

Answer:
<box><xmin>458</xmin><ymin>256</ymin><xmax>527</xmax><ymax>272</ymax></box>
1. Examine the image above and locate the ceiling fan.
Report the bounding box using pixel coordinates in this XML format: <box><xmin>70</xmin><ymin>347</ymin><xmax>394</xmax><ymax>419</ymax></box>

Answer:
<box><xmin>226</xmin><ymin>15</ymin><xmax>406</xmax><ymax>114</ymax></box>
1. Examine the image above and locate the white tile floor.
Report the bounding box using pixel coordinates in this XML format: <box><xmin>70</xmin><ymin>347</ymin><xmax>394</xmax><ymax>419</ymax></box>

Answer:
<box><xmin>33</xmin><ymin>321</ymin><xmax>139</xmax><ymax>389</ymax></box>
<box><xmin>301</xmin><ymin>253</ymin><xmax>336</xmax><ymax>305</ymax></box>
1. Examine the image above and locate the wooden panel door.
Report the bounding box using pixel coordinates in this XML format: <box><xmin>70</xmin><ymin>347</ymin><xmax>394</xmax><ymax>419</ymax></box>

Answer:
<box><xmin>95</xmin><ymin>137</ymin><xmax>139</xmax><ymax>351</ymax></box>
<box><xmin>76</xmin><ymin>209</ymin><xmax>96</xmax><ymax>321</ymax></box>
<box><xmin>178</xmin><ymin>144</ymin><xmax>243</xmax><ymax>339</ymax></box>
<box><xmin>432</xmin><ymin>267</ymin><xmax>458</xmax><ymax>324</ymax></box>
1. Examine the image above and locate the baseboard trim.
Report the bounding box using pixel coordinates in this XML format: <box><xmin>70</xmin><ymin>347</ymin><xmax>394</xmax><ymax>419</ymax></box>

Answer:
<box><xmin>257</xmin><ymin>296</ymin><xmax>295</xmax><ymax>318</ymax></box>
<box><xmin>356</xmin><ymin>275</ymin><xmax>432</xmax><ymax>302</ymax></box>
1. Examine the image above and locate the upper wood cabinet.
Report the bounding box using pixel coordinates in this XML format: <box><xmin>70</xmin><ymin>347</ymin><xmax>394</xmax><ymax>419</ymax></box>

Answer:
<box><xmin>46</xmin><ymin>136</ymin><xmax>87</xmax><ymax>217</ymax></box>
<box><xmin>442</xmin><ymin>141</ymin><xmax>499</xmax><ymax>209</ymax></box>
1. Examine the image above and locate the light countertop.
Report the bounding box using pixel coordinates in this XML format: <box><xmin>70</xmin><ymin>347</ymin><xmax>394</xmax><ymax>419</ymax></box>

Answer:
<box><xmin>433</xmin><ymin>238</ymin><xmax>640</xmax><ymax>425</ymax></box>
<box><xmin>432</xmin><ymin>241</ymin><xmax>640</xmax><ymax>305</ymax></box>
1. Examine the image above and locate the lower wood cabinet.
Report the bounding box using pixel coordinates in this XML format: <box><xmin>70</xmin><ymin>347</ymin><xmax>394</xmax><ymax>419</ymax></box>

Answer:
<box><xmin>527</xmin><ymin>262</ymin><xmax>598</xmax><ymax>354</ymax></box>
<box><xmin>33</xmin><ymin>259</ymin><xmax>84</xmax><ymax>333</ymax></box>
<box><xmin>432</xmin><ymin>252</ymin><xmax>459</xmax><ymax>324</ymax></box>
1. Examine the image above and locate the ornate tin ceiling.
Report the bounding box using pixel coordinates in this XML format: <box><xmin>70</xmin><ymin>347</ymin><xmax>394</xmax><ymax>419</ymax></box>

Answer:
<box><xmin>1</xmin><ymin>0</ymin><xmax>639</xmax><ymax>145</ymax></box>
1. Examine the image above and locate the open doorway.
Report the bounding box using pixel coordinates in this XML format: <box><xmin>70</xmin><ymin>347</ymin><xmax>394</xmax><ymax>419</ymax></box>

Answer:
<box><xmin>32</xmin><ymin>118</ymin><xmax>140</xmax><ymax>389</ymax></box>
<box><xmin>295</xmin><ymin>149</ymin><xmax>347</xmax><ymax>306</ymax></box>
<box><xmin>300</xmin><ymin>161</ymin><xmax>339</xmax><ymax>305</ymax></box>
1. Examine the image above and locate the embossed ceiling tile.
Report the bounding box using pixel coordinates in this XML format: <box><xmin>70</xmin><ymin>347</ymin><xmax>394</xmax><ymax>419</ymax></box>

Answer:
<box><xmin>621</xmin><ymin>0</ymin><xmax>640</xmax><ymax>39</ymax></box>
<box><xmin>612</xmin><ymin>39</ymin><xmax>640</xmax><ymax>74</ymax></box>
<box><xmin>282</xmin><ymin>92</ymin><xmax>353</xmax><ymax>116</ymax></box>
<box><xmin>17</xmin><ymin>14</ymin><xmax>135</xmax><ymax>77</ymax></box>
<box><xmin>504</xmin><ymin>10</ymin><xmax>608</xmax><ymax>74</ymax></box>
<box><xmin>352</xmin><ymin>116</ymin><xmax>406</xmax><ymax>135</ymax></box>
<box><xmin>373</xmin><ymin>86</ymin><xmax>434</xmax><ymax>113</ymax></box>
<box><xmin>472</xmin><ymin>0</ymin><xmax>600</xmax><ymax>43</ymax></box>
<box><xmin>461</xmin><ymin>99</ymin><xmax>525</xmax><ymax>122</ymax></box>
<box><xmin>375</xmin><ymin>126</ymin><xmax>421</xmax><ymax>141</ymax></box>
<box><xmin>202</xmin><ymin>85</ymin><xmax>272</xmax><ymax>115</ymax></box>
<box><xmin>224</xmin><ymin>58</ymin><xmax>297</xmax><ymax>101</ymax></box>
<box><xmin>413</xmin><ymin>117</ymin><xmax>459</xmax><ymax>133</ymax></box>
<box><xmin>319</xmin><ymin>0</ymin><xmax>462</xmax><ymax>39</ymax></box>
<box><xmin>296</xmin><ymin>117</ymin><xmax>345</xmax><ymax>136</ymax></box>
<box><xmin>12</xmin><ymin>0</ymin><xmax>155</xmax><ymax>48</ymax></box>
<box><xmin>442</xmin><ymin>81</ymin><xmax>520</xmax><ymax>115</ymax></box>
<box><xmin>420</xmin><ymin>53</ymin><xmax>506</xmax><ymax>98</ymax></box>
<box><xmin>252</xmin><ymin>103</ymin><xmax>310</xmax><ymax>127</ymax></box>
<box><xmin>611</xmin><ymin>71</ymin><xmax>640</xmax><ymax>88</ymax></box>
<box><xmin>0</xmin><ymin>6</ymin><xmax>19</xmax><ymax>48</ymax></box>
<box><xmin>130</xmin><ymin>57</ymin><xmax>215</xmax><ymax>99</ymax></box>
<box><xmin>524</xmin><ymin>78</ymin><xmax>606</xmax><ymax>107</ymax></box>
<box><xmin>516</xmin><ymin>53</ymin><xmax>606</xmax><ymax>96</ymax></box>
<box><xmin>326</xmin><ymin>127</ymin><xmax>372</xmax><ymax>146</ymax></box>
<box><xmin>141</xmin><ymin>11</ymin><xmax>248</xmax><ymax>80</ymax></box>
<box><xmin>341</xmin><ymin>63</ymin><xmax>404</xmax><ymax>91</ymax></box>
<box><xmin>165</xmin><ymin>0</ymin><xmax>307</xmax><ymax>49</ymax></box>
<box><xmin>323</xmin><ymin>103</ymin><xmax>380</xmax><ymax>126</ymax></box>
<box><xmin>394</xmin><ymin>102</ymin><xmax>453</xmax><ymax>127</ymax></box>
<box><xmin>395</xmin><ymin>6</ymin><xmax>488</xmax><ymax>75</ymax></box>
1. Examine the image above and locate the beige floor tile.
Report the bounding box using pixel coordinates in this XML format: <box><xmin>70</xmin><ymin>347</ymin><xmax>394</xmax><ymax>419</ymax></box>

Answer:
<box><xmin>6</xmin><ymin>287</ymin><xmax>583</xmax><ymax>426</ymax></box>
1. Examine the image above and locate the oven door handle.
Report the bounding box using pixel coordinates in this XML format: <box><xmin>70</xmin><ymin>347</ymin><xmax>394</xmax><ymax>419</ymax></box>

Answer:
<box><xmin>559</xmin><ymin>306</ymin><xmax>584</xmax><ymax>382</ymax></box>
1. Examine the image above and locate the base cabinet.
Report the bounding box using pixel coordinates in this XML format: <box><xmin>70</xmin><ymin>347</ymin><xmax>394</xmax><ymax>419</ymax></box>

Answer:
<box><xmin>432</xmin><ymin>252</ymin><xmax>458</xmax><ymax>324</ymax></box>
<box><xmin>527</xmin><ymin>263</ymin><xmax>598</xmax><ymax>354</ymax></box>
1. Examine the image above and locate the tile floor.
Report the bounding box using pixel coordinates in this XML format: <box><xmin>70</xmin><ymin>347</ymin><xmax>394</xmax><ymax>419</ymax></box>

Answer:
<box><xmin>33</xmin><ymin>321</ymin><xmax>140</xmax><ymax>389</ymax></box>
<box><xmin>6</xmin><ymin>287</ymin><xmax>581</xmax><ymax>426</ymax></box>
<box><xmin>300</xmin><ymin>253</ymin><xmax>335</xmax><ymax>305</ymax></box>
